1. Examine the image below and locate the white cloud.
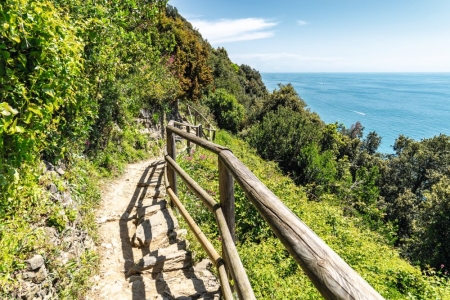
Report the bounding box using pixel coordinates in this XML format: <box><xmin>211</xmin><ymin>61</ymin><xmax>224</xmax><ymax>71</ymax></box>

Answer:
<box><xmin>190</xmin><ymin>18</ymin><xmax>278</xmax><ymax>44</ymax></box>
<box><xmin>229</xmin><ymin>52</ymin><xmax>344</xmax><ymax>72</ymax></box>
<box><xmin>231</xmin><ymin>52</ymin><xmax>340</xmax><ymax>62</ymax></box>
<box><xmin>297</xmin><ymin>20</ymin><xmax>308</xmax><ymax>26</ymax></box>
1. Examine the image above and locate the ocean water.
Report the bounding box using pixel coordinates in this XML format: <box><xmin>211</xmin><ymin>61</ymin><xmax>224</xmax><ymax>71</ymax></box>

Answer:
<box><xmin>261</xmin><ymin>73</ymin><xmax>450</xmax><ymax>154</ymax></box>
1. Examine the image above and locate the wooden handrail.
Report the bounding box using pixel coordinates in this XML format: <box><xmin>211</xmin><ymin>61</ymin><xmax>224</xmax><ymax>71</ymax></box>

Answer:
<box><xmin>163</xmin><ymin>162</ymin><xmax>234</xmax><ymax>300</ymax></box>
<box><xmin>183</xmin><ymin>105</ymin><xmax>216</xmax><ymax>141</ymax></box>
<box><xmin>165</xmin><ymin>121</ymin><xmax>384</xmax><ymax>300</ymax></box>
<box><xmin>186</xmin><ymin>104</ymin><xmax>216</xmax><ymax>130</ymax></box>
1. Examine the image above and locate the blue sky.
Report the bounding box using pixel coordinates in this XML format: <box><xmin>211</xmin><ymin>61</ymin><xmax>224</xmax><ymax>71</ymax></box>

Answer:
<box><xmin>168</xmin><ymin>0</ymin><xmax>450</xmax><ymax>72</ymax></box>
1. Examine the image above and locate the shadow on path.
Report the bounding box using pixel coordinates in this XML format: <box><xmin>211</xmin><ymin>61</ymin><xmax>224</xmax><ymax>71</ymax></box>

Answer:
<box><xmin>118</xmin><ymin>160</ymin><xmax>213</xmax><ymax>299</ymax></box>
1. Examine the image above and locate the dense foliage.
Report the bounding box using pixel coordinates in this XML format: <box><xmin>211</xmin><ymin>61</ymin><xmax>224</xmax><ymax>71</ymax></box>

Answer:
<box><xmin>177</xmin><ymin>130</ymin><xmax>450</xmax><ymax>299</ymax></box>
<box><xmin>0</xmin><ymin>0</ymin><xmax>173</xmax><ymax>296</ymax></box>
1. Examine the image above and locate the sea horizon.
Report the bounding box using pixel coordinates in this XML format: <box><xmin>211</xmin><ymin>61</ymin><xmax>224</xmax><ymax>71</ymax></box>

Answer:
<box><xmin>261</xmin><ymin>72</ymin><xmax>450</xmax><ymax>154</ymax></box>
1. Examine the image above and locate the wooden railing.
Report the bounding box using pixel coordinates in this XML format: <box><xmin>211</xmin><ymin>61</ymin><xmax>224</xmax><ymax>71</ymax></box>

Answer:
<box><xmin>164</xmin><ymin>120</ymin><xmax>384</xmax><ymax>300</ymax></box>
<box><xmin>185</xmin><ymin>104</ymin><xmax>216</xmax><ymax>141</ymax></box>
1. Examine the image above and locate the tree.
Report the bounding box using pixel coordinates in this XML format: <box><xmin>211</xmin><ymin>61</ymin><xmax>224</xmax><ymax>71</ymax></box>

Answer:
<box><xmin>253</xmin><ymin>83</ymin><xmax>307</xmax><ymax>122</ymax></box>
<box><xmin>410</xmin><ymin>176</ymin><xmax>450</xmax><ymax>269</ymax></box>
<box><xmin>204</xmin><ymin>89</ymin><xmax>245</xmax><ymax>133</ymax></box>
<box><xmin>380</xmin><ymin>134</ymin><xmax>450</xmax><ymax>250</ymax></box>
<box><xmin>159</xmin><ymin>13</ymin><xmax>213</xmax><ymax>101</ymax></box>
<box><xmin>362</xmin><ymin>131</ymin><xmax>382</xmax><ymax>155</ymax></box>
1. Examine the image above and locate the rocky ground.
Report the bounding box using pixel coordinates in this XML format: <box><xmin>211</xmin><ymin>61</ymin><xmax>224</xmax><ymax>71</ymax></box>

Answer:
<box><xmin>11</xmin><ymin>161</ymin><xmax>96</xmax><ymax>300</ymax></box>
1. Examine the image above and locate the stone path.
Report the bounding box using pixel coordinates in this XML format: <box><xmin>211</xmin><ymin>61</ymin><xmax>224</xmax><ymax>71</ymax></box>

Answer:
<box><xmin>87</xmin><ymin>158</ymin><xmax>221</xmax><ymax>300</ymax></box>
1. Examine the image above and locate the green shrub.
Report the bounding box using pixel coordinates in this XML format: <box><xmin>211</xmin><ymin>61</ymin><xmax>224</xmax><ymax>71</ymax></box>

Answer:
<box><xmin>204</xmin><ymin>88</ymin><xmax>245</xmax><ymax>133</ymax></box>
<box><xmin>0</xmin><ymin>0</ymin><xmax>91</xmax><ymax>166</ymax></box>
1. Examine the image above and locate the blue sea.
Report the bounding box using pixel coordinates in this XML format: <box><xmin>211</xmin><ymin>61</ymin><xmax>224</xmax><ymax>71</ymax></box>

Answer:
<box><xmin>261</xmin><ymin>73</ymin><xmax>450</xmax><ymax>154</ymax></box>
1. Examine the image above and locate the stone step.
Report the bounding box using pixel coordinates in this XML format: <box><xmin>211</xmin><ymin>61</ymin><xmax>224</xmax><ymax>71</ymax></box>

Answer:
<box><xmin>92</xmin><ymin>158</ymin><xmax>222</xmax><ymax>299</ymax></box>
<box><xmin>132</xmin><ymin>208</ymin><xmax>178</xmax><ymax>250</ymax></box>
<box><xmin>127</xmin><ymin>250</ymin><xmax>191</xmax><ymax>276</ymax></box>
<box><xmin>136</xmin><ymin>200</ymin><xmax>167</xmax><ymax>221</ymax></box>
<box><xmin>127</xmin><ymin>240</ymin><xmax>221</xmax><ymax>299</ymax></box>
<box><xmin>130</xmin><ymin>271</ymin><xmax>220</xmax><ymax>300</ymax></box>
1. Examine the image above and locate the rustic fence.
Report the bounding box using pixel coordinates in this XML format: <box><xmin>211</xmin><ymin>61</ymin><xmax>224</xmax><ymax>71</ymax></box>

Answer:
<box><xmin>164</xmin><ymin>120</ymin><xmax>384</xmax><ymax>300</ymax></box>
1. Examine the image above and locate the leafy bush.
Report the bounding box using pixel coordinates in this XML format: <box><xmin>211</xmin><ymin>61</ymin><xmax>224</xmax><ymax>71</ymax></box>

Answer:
<box><xmin>0</xmin><ymin>0</ymin><xmax>91</xmax><ymax>166</ymax></box>
<box><xmin>204</xmin><ymin>88</ymin><xmax>245</xmax><ymax>133</ymax></box>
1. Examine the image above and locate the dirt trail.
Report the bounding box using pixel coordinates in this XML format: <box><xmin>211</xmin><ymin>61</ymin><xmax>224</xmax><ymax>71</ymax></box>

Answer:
<box><xmin>86</xmin><ymin>158</ymin><xmax>220</xmax><ymax>300</ymax></box>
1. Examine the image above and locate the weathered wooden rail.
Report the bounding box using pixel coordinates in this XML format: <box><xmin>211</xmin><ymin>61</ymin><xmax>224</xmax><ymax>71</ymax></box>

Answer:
<box><xmin>164</xmin><ymin>120</ymin><xmax>384</xmax><ymax>300</ymax></box>
<box><xmin>185</xmin><ymin>104</ymin><xmax>216</xmax><ymax>141</ymax></box>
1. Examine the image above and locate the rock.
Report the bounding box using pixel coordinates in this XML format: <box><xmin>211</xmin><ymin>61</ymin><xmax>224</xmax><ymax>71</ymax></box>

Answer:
<box><xmin>150</xmin><ymin>241</ymin><xmax>188</xmax><ymax>255</ymax></box>
<box><xmin>128</xmin><ymin>275</ymin><xmax>143</xmax><ymax>283</ymax></box>
<box><xmin>198</xmin><ymin>294</ymin><xmax>221</xmax><ymax>300</ymax></box>
<box><xmin>126</xmin><ymin>220</ymin><xmax>137</xmax><ymax>246</ymax></box>
<box><xmin>25</xmin><ymin>255</ymin><xmax>44</xmax><ymax>271</ymax></box>
<box><xmin>101</xmin><ymin>243</ymin><xmax>112</xmax><ymax>249</ymax></box>
<box><xmin>136</xmin><ymin>200</ymin><xmax>167</xmax><ymax>221</ymax></box>
<box><xmin>163</xmin><ymin>275</ymin><xmax>220</xmax><ymax>299</ymax></box>
<box><xmin>193</xmin><ymin>259</ymin><xmax>214</xmax><ymax>277</ymax></box>
<box><xmin>44</xmin><ymin>227</ymin><xmax>59</xmax><ymax>246</ymax></box>
<box><xmin>44</xmin><ymin>161</ymin><xmax>55</xmax><ymax>172</ymax></box>
<box><xmin>61</xmin><ymin>192</ymin><xmax>73</xmax><ymax>206</ymax></box>
<box><xmin>24</xmin><ymin>282</ymin><xmax>40</xmax><ymax>300</ymax></box>
<box><xmin>132</xmin><ymin>276</ymin><xmax>168</xmax><ymax>298</ymax></box>
<box><xmin>21</xmin><ymin>271</ymin><xmax>36</xmax><ymax>281</ymax></box>
<box><xmin>130</xmin><ymin>280</ymin><xmax>146</xmax><ymax>299</ymax></box>
<box><xmin>56</xmin><ymin>167</ymin><xmax>65</xmax><ymax>176</ymax></box>
<box><xmin>97</xmin><ymin>216</ymin><xmax>108</xmax><ymax>224</ymax></box>
<box><xmin>111</xmin><ymin>238</ymin><xmax>119</xmax><ymax>249</ymax></box>
<box><xmin>47</xmin><ymin>183</ymin><xmax>58</xmax><ymax>194</ymax></box>
<box><xmin>56</xmin><ymin>252</ymin><xmax>69</xmax><ymax>266</ymax></box>
<box><xmin>50</xmin><ymin>193</ymin><xmax>61</xmax><ymax>203</ymax></box>
<box><xmin>137</xmin><ymin>189</ymin><xmax>167</xmax><ymax>205</ymax></box>
<box><xmin>133</xmin><ymin>208</ymin><xmax>178</xmax><ymax>250</ymax></box>
<box><xmin>34</xmin><ymin>265</ymin><xmax>48</xmax><ymax>284</ymax></box>
<box><xmin>127</xmin><ymin>250</ymin><xmax>192</xmax><ymax>276</ymax></box>
<box><xmin>169</xmin><ymin>228</ymin><xmax>187</xmax><ymax>243</ymax></box>
<box><xmin>120</xmin><ymin>212</ymin><xmax>130</xmax><ymax>220</ymax></box>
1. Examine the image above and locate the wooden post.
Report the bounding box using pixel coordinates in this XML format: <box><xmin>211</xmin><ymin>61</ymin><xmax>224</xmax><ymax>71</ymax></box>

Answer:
<box><xmin>166</xmin><ymin>123</ymin><xmax>177</xmax><ymax>197</ymax></box>
<box><xmin>160</xmin><ymin>105</ymin><xmax>165</xmax><ymax>139</ymax></box>
<box><xmin>219</xmin><ymin>158</ymin><xmax>235</xmax><ymax>242</ymax></box>
<box><xmin>186</xmin><ymin>125</ymin><xmax>191</xmax><ymax>155</ymax></box>
<box><xmin>219</xmin><ymin>157</ymin><xmax>235</xmax><ymax>290</ymax></box>
<box><xmin>197</xmin><ymin>124</ymin><xmax>203</xmax><ymax>139</ymax></box>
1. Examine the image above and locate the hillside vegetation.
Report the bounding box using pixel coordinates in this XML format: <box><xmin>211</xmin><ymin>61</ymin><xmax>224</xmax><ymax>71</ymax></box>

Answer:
<box><xmin>177</xmin><ymin>130</ymin><xmax>450</xmax><ymax>299</ymax></box>
<box><xmin>1</xmin><ymin>0</ymin><xmax>450</xmax><ymax>298</ymax></box>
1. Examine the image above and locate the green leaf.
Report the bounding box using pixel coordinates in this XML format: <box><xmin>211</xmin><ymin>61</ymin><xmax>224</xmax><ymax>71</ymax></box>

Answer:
<box><xmin>27</xmin><ymin>103</ymin><xmax>42</xmax><ymax>116</ymax></box>
<box><xmin>24</xmin><ymin>111</ymin><xmax>33</xmax><ymax>124</ymax></box>
<box><xmin>11</xmin><ymin>36</ymin><xmax>20</xmax><ymax>43</ymax></box>
<box><xmin>0</xmin><ymin>51</ymin><xmax>10</xmax><ymax>59</ymax></box>
<box><xmin>0</xmin><ymin>102</ymin><xmax>18</xmax><ymax>116</ymax></box>
<box><xmin>8</xmin><ymin>117</ymin><xmax>18</xmax><ymax>134</ymax></box>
